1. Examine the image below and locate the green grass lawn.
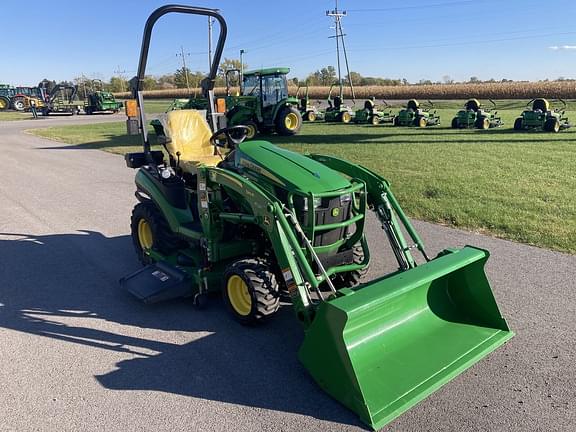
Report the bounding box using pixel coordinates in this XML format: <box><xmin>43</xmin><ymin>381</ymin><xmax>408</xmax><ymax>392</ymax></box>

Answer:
<box><xmin>29</xmin><ymin>100</ymin><xmax>576</xmax><ymax>253</ymax></box>
<box><xmin>0</xmin><ymin>111</ymin><xmax>35</xmax><ymax>121</ymax></box>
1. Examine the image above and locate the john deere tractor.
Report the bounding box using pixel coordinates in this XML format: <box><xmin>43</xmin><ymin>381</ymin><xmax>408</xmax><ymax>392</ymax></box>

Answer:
<box><xmin>223</xmin><ymin>67</ymin><xmax>302</xmax><ymax>137</ymax></box>
<box><xmin>323</xmin><ymin>83</ymin><xmax>354</xmax><ymax>123</ymax></box>
<box><xmin>0</xmin><ymin>84</ymin><xmax>15</xmax><ymax>111</ymax></box>
<box><xmin>451</xmin><ymin>98</ymin><xmax>503</xmax><ymax>129</ymax></box>
<box><xmin>394</xmin><ymin>99</ymin><xmax>440</xmax><ymax>127</ymax></box>
<box><xmin>84</xmin><ymin>79</ymin><xmax>123</xmax><ymax>114</ymax></box>
<box><xmin>354</xmin><ymin>98</ymin><xmax>395</xmax><ymax>125</ymax></box>
<box><xmin>121</xmin><ymin>6</ymin><xmax>513</xmax><ymax>430</ymax></box>
<box><xmin>295</xmin><ymin>83</ymin><xmax>323</xmax><ymax>121</ymax></box>
<box><xmin>513</xmin><ymin>98</ymin><xmax>570</xmax><ymax>132</ymax></box>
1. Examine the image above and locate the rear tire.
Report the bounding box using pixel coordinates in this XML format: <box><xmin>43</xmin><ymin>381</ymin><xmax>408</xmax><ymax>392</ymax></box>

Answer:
<box><xmin>451</xmin><ymin>117</ymin><xmax>459</xmax><ymax>129</ymax></box>
<box><xmin>12</xmin><ymin>96</ymin><xmax>26</xmax><ymax>111</ymax></box>
<box><xmin>130</xmin><ymin>201</ymin><xmax>183</xmax><ymax>265</ymax></box>
<box><xmin>393</xmin><ymin>116</ymin><xmax>400</xmax><ymax>126</ymax></box>
<box><xmin>223</xmin><ymin>258</ymin><xmax>280</xmax><ymax>325</ymax></box>
<box><xmin>476</xmin><ymin>117</ymin><xmax>490</xmax><ymax>130</ymax></box>
<box><xmin>331</xmin><ymin>244</ymin><xmax>369</xmax><ymax>289</ymax></box>
<box><xmin>275</xmin><ymin>106</ymin><xmax>302</xmax><ymax>136</ymax></box>
<box><xmin>513</xmin><ymin>117</ymin><xmax>523</xmax><ymax>130</ymax></box>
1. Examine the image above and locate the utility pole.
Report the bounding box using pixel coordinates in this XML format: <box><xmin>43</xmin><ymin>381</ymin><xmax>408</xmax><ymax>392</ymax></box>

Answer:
<box><xmin>208</xmin><ymin>17</ymin><xmax>214</xmax><ymax>69</ymax></box>
<box><xmin>113</xmin><ymin>65</ymin><xmax>127</xmax><ymax>92</ymax></box>
<box><xmin>240</xmin><ymin>49</ymin><xmax>246</xmax><ymax>87</ymax></box>
<box><xmin>326</xmin><ymin>0</ymin><xmax>354</xmax><ymax>101</ymax></box>
<box><xmin>176</xmin><ymin>46</ymin><xmax>191</xmax><ymax>91</ymax></box>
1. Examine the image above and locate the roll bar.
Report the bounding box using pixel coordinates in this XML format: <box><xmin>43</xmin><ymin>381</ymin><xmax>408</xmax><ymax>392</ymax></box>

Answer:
<box><xmin>133</xmin><ymin>5</ymin><xmax>228</xmax><ymax>156</ymax></box>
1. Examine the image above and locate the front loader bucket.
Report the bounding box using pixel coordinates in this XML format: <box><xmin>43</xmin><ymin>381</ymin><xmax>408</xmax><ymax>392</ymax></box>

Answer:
<box><xmin>299</xmin><ymin>246</ymin><xmax>513</xmax><ymax>430</ymax></box>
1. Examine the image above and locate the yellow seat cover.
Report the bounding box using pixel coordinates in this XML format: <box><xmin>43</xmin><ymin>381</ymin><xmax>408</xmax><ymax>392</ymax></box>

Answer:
<box><xmin>163</xmin><ymin>110</ymin><xmax>221</xmax><ymax>172</ymax></box>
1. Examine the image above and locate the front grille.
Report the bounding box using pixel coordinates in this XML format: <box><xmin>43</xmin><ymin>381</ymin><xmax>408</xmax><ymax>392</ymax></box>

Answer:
<box><xmin>294</xmin><ymin>196</ymin><xmax>352</xmax><ymax>247</ymax></box>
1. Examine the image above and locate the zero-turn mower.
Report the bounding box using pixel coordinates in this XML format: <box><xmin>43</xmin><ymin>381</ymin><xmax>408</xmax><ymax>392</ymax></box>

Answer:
<box><xmin>513</xmin><ymin>98</ymin><xmax>570</xmax><ymax>132</ymax></box>
<box><xmin>296</xmin><ymin>83</ymin><xmax>323</xmax><ymax>121</ymax></box>
<box><xmin>354</xmin><ymin>98</ymin><xmax>395</xmax><ymax>125</ymax></box>
<box><xmin>323</xmin><ymin>83</ymin><xmax>355</xmax><ymax>123</ymax></box>
<box><xmin>394</xmin><ymin>99</ymin><xmax>440</xmax><ymax>127</ymax></box>
<box><xmin>451</xmin><ymin>98</ymin><xmax>503</xmax><ymax>129</ymax></box>
<box><xmin>121</xmin><ymin>6</ymin><xmax>513</xmax><ymax>430</ymax></box>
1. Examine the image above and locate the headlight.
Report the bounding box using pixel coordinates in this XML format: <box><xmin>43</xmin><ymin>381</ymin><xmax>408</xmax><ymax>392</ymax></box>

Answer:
<box><xmin>340</xmin><ymin>193</ymin><xmax>352</xmax><ymax>206</ymax></box>
<box><xmin>303</xmin><ymin>197</ymin><xmax>322</xmax><ymax>211</ymax></box>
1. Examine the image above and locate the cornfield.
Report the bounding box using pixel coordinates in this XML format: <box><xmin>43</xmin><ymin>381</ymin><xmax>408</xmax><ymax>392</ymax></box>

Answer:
<box><xmin>114</xmin><ymin>81</ymin><xmax>576</xmax><ymax>100</ymax></box>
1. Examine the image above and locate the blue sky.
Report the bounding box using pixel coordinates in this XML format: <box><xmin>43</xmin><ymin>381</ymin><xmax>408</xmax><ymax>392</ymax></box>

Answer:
<box><xmin>2</xmin><ymin>0</ymin><xmax>576</xmax><ymax>86</ymax></box>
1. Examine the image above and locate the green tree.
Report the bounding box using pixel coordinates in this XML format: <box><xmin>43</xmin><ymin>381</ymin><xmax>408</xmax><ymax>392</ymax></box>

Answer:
<box><xmin>141</xmin><ymin>76</ymin><xmax>158</xmax><ymax>90</ymax></box>
<box><xmin>109</xmin><ymin>76</ymin><xmax>127</xmax><ymax>92</ymax></box>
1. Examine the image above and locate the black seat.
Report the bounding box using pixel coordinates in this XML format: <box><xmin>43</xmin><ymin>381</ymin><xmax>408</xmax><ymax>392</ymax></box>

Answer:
<box><xmin>465</xmin><ymin>99</ymin><xmax>480</xmax><ymax>112</ymax></box>
<box><xmin>334</xmin><ymin>96</ymin><xmax>342</xmax><ymax>110</ymax></box>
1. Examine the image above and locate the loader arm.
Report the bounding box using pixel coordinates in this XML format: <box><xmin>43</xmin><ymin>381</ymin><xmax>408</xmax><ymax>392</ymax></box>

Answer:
<box><xmin>308</xmin><ymin>153</ymin><xmax>431</xmax><ymax>269</ymax></box>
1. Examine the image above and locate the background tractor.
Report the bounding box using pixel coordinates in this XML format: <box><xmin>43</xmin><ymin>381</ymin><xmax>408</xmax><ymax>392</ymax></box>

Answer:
<box><xmin>0</xmin><ymin>84</ymin><xmax>15</xmax><ymax>111</ymax></box>
<box><xmin>354</xmin><ymin>98</ymin><xmax>395</xmax><ymax>125</ymax></box>
<box><xmin>42</xmin><ymin>84</ymin><xmax>83</xmax><ymax>115</ymax></box>
<box><xmin>224</xmin><ymin>67</ymin><xmax>302</xmax><ymax>137</ymax></box>
<box><xmin>11</xmin><ymin>86</ymin><xmax>47</xmax><ymax>112</ymax></box>
<box><xmin>513</xmin><ymin>98</ymin><xmax>570</xmax><ymax>132</ymax></box>
<box><xmin>121</xmin><ymin>5</ymin><xmax>513</xmax><ymax>430</ymax></box>
<box><xmin>84</xmin><ymin>79</ymin><xmax>123</xmax><ymax>114</ymax></box>
<box><xmin>295</xmin><ymin>83</ymin><xmax>323</xmax><ymax>121</ymax></box>
<box><xmin>323</xmin><ymin>83</ymin><xmax>354</xmax><ymax>123</ymax></box>
<box><xmin>394</xmin><ymin>99</ymin><xmax>440</xmax><ymax>127</ymax></box>
<box><xmin>451</xmin><ymin>98</ymin><xmax>503</xmax><ymax>129</ymax></box>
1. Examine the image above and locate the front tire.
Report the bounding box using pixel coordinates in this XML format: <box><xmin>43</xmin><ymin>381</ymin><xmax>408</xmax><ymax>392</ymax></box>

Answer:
<box><xmin>451</xmin><ymin>117</ymin><xmax>459</xmax><ymax>129</ymax></box>
<box><xmin>0</xmin><ymin>96</ymin><xmax>9</xmax><ymax>111</ymax></box>
<box><xmin>544</xmin><ymin>117</ymin><xmax>560</xmax><ymax>132</ymax></box>
<box><xmin>331</xmin><ymin>244</ymin><xmax>369</xmax><ymax>289</ymax></box>
<box><xmin>223</xmin><ymin>258</ymin><xmax>280</xmax><ymax>325</ymax></box>
<box><xmin>341</xmin><ymin>111</ymin><xmax>352</xmax><ymax>123</ymax></box>
<box><xmin>275</xmin><ymin>106</ymin><xmax>302</xmax><ymax>136</ymax></box>
<box><xmin>306</xmin><ymin>111</ymin><xmax>316</xmax><ymax>122</ymax></box>
<box><xmin>242</xmin><ymin>120</ymin><xmax>258</xmax><ymax>139</ymax></box>
<box><xmin>416</xmin><ymin>116</ymin><xmax>427</xmax><ymax>127</ymax></box>
<box><xmin>513</xmin><ymin>117</ymin><xmax>523</xmax><ymax>130</ymax></box>
<box><xmin>130</xmin><ymin>201</ymin><xmax>182</xmax><ymax>265</ymax></box>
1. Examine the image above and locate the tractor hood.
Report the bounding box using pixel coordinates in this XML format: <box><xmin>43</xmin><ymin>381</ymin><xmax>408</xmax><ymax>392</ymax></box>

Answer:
<box><xmin>235</xmin><ymin>141</ymin><xmax>350</xmax><ymax>194</ymax></box>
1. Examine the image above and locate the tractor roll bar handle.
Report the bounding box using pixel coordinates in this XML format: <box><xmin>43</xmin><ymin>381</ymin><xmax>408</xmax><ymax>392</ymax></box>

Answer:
<box><xmin>135</xmin><ymin>5</ymin><xmax>227</xmax><ymax>94</ymax></box>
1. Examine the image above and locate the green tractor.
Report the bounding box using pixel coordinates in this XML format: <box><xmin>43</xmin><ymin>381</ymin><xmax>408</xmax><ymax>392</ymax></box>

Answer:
<box><xmin>323</xmin><ymin>83</ymin><xmax>354</xmax><ymax>123</ymax></box>
<box><xmin>354</xmin><ymin>98</ymin><xmax>395</xmax><ymax>125</ymax></box>
<box><xmin>513</xmin><ymin>98</ymin><xmax>570</xmax><ymax>132</ymax></box>
<box><xmin>394</xmin><ymin>99</ymin><xmax>440</xmax><ymax>127</ymax></box>
<box><xmin>0</xmin><ymin>84</ymin><xmax>15</xmax><ymax>111</ymax></box>
<box><xmin>224</xmin><ymin>67</ymin><xmax>302</xmax><ymax>138</ymax></box>
<box><xmin>122</xmin><ymin>5</ymin><xmax>513</xmax><ymax>430</ymax></box>
<box><xmin>84</xmin><ymin>79</ymin><xmax>123</xmax><ymax>114</ymax></box>
<box><xmin>295</xmin><ymin>83</ymin><xmax>323</xmax><ymax>121</ymax></box>
<box><xmin>42</xmin><ymin>84</ymin><xmax>83</xmax><ymax>115</ymax></box>
<box><xmin>451</xmin><ymin>98</ymin><xmax>503</xmax><ymax>129</ymax></box>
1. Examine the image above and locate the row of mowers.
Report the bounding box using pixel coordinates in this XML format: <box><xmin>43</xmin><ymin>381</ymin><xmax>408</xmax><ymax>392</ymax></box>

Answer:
<box><xmin>0</xmin><ymin>80</ymin><xmax>122</xmax><ymax>115</ymax></box>
<box><xmin>299</xmin><ymin>93</ymin><xmax>570</xmax><ymax>133</ymax></box>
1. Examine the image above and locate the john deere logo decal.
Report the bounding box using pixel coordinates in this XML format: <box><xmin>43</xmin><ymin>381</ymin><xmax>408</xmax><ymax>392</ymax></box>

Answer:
<box><xmin>331</xmin><ymin>208</ymin><xmax>340</xmax><ymax>217</ymax></box>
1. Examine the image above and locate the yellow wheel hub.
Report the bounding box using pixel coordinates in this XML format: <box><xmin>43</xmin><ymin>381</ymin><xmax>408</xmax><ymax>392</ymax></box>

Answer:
<box><xmin>137</xmin><ymin>218</ymin><xmax>153</xmax><ymax>249</ymax></box>
<box><xmin>227</xmin><ymin>275</ymin><xmax>252</xmax><ymax>316</ymax></box>
<box><xmin>284</xmin><ymin>112</ymin><xmax>299</xmax><ymax>130</ymax></box>
<box><xmin>246</xmin><ymin>125</ymin><xmax>256</xmax><ymax>139</ymax></box>
<box><xmin>0</xmin><ymin>99</ymin><xmax>6</xmax><ymax>109</ymax></box>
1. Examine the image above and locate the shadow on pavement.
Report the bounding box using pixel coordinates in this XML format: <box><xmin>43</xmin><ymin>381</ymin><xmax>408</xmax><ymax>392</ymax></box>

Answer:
<box><xmin>0</xmin><ymin>230</ymin><xmax>362</xmax><ymax>428</ymax></box>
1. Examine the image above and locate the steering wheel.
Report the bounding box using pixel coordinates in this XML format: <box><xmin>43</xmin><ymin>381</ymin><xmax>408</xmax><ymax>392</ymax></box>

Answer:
<box><xmin>210</xmin><ymin>125</ymin><xmax>250</xmax><ymax>149</ymax></box>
